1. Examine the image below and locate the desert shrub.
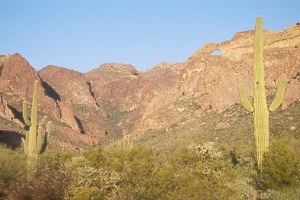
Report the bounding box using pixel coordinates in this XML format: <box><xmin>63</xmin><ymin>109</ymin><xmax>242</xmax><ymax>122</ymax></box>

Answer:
<box><xmin>84</xmin><ymin>147</ymin><xmax>126</xmax><ymax>172</ymax></box>
<box><xmin>116</xmin><ymin>145</ymin><xmax>242</xmax><ymax>199</ymax></box>
<box><xmin>188</xmin><ymin>142</ymin><xmax>222</xmax><ymax>160</ymax></box>
<box><xmin>117</xmin><ymin>147</ymin><xmax>158</xmax><ymax>199</ymax></box>
<box><xmin>260</xmin><ymin>188</ymin><xmax>300</xmax><ymax>200</ymax></box>
<box><xmin>170</xmin><ymin>147</ymin><xmax>240</xmax><ymax>199</ymax></box>
<box><xmin>228</xmin><ymin>177</ymin><xmax>256</xmax><ymax>200</ymax></box>
<box><xmin>83</xmin><ymin>148</ymin><xmax>106</xmax><ymax>167</ymax></box>
<box><xmin>0</xmin><ymin>140</ymin><xmax>262</xmax><ymax>200</ymax></box>
<box><xmin>222</xmin><ymin>160</ymin><xmax>257</xmax><ymax>200</ymax></box>
<box><xmin>0</xmin><ymin>145</ymin><xmax>26</xmax><ymax>197</ymax></box>
<box><xmin>0</xmin><ymin>140</ymin><xmax>265</xmax><ymax>199</ymax></box>
<box><xmin>184</xmin><ymin>143</ymin><xmax>257</xmax><ymax>200</ymax></box>
<box><xmin>9</xmin><ymin>166</ymin><xmax>71</xmax><ymax>200</ymax></box>
<box><xmin>2</xmin><ymin>150</ymin><xmax>74</xmax><ymax>200</ymax></box>
<box><xmin>64</xmin><ymin>166</ymin><xmax>122</xmax><ymax>200</ymax></box>
<box><xmin>262</xmin><ymin>138</ymin><xmax>300</xmax><ymax>189</ymax></box>
<box><xmin>64</xmin><ymin>148</ymin><xmax>124</xmax><ymax>199</ymax></box>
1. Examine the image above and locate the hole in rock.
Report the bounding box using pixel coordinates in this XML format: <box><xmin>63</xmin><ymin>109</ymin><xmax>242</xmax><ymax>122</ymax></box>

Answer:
<box><xmin>210</xmin><ymin>50</ymin><xmax>223</xmax><ymax>56</ymax></box>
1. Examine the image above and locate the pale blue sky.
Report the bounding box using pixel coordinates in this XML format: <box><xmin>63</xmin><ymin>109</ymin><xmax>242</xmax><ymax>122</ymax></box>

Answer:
<box><xmin>1</xmin><ymin>0</ymin><xmax>299</xmax><ymax>72</ymax></box>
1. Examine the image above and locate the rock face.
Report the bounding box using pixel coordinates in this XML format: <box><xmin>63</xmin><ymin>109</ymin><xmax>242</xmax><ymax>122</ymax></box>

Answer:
<box><xmin>131</xmin><ymin>22</ymin><xmax>300</xmax><ymax>137</ymax></box>
<box><xmin>39</xmin><ymin>65</ymin><xmax>108</xmax><ymax>145</ymax></box>
<box><xmin>0</xmin><ymin>54</ymin><xmax>60</xmax><ymax>123</ymax></box>
<box><xmin>0</xmin><ymin>53</ymin><xmax>39</xmax><ymax>97</ymax></box>
<box><xmin>0</xmin><ymin>21</ymin><xmax>299</xmax><ymax>148</ymax></box>
<box><xmin>39</xmin><ymin>65</ymin><xmax>96</xmax><ymax>105</ymax></box>
<box><xmin>193</xmin><ymin>22</ymin><xmax>300</xmax><ymax>60</ymax></box>
<box><xmin>181</xmin><ymin>22</ymin><xmax>300</xmax><ymax>112</ymax></box>
<box><xmin>85</xmin><ymin>62</ymin><xmax>184</xmax><ymax>137</ymax></box>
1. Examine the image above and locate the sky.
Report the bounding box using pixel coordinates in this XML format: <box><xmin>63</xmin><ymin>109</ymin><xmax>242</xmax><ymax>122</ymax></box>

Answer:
<box><xmin>1</xmin><ymin>0</ymin><xmax>299</xmax><ymax>73</ymax></box>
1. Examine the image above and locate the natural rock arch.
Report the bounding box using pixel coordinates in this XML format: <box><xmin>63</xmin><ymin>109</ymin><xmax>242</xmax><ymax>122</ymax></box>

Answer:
<box><xmin>210</xmin><ymin>49</ymin><xmax>223</xmax><ymax>56</ymax></box>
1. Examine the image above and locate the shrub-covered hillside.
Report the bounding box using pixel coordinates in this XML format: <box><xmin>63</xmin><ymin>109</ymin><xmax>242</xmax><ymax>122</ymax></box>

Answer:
<box><xmin>0</xmin><ymin>101</ymin><xmax>299</xmax><ymax>199</ymax></box>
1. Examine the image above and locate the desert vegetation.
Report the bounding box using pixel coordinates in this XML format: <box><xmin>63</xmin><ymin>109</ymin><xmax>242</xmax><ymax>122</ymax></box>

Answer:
<box><xmin>0</xmin><ymin>124</ymin><xmax>300</xmax><ymax>199</ymax></box>
<box><xmin>1</xmin><ymin>101</ymin><xmax>300</xmax><ymax>199</ymax></box>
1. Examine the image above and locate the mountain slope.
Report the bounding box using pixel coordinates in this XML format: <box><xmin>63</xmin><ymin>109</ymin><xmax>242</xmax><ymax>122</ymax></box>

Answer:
<box><xmin>0</xmin><ymin>21</ymin><xmax>299</xmax><ymax>149</ymax></box>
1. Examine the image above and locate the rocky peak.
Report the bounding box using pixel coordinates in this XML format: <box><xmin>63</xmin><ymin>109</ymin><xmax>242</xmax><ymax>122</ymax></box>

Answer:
<box><xmin>91</xmin><ymin>63</ymin><xmax>139</xmax><ymax>75</ymax></box>
<box><xmin>39</xmin><ymin>65</ymin><xmax>95</xmax><ymax>105</ymax></box>
<box><xmin>151</xmin><ymin>62</ymin><xmax>182</xmax><ymax>70</ymax></box>
<box><xmin>190</xmin><ymin>22</ymin><xmax>300</xmax><ymax>61</ymax></box>
<box><xmin>0</xmin><ymin>53</ymin><xmax>39</xmax><ymax>98</ymax></box>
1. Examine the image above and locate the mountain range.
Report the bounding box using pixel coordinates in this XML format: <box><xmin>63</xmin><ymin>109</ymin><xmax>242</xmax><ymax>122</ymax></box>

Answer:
<box><xmin>0</xmin><ymin>21</ymin><xmax>299</xmax><ymax>150</ymax></box>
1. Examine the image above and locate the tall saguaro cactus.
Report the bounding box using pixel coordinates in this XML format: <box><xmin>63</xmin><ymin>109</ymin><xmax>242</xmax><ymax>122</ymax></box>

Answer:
<box><xmin>238</xmin><ymin>16</ymin><xmax>287</xmax><ymax>169</ymax></box>
<box><xmin>23</xmin><ymin>80</ymin><xmax>52</xmax><ymax>164</ymax></box>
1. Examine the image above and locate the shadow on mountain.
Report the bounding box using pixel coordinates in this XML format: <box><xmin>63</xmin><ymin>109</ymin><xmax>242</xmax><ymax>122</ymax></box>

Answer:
<box><xmin>0</xmin><ymin>130</ymin><xmax>25</xmax><ymax>149</ymax></box>
<box><xmin>86</xmin><ymin>82</ymin><xmax>100</xmax><ymax>107</ymax></box>
<box><xmin>74</xmin><ymin>115</ymin><xmax>85</xmax><ymax>134</ymax></box>
<box><xmin>40</xmin><ymin>79</ymin><xmax>61</xmax><ymax>102</ymax></box>
<box><xmin>7</xmin><ymin>105</ymin><xmax>25</xmax><ymax>124</ymax></box>
<box><xmin>86</xmin><ymin>82</ymin><xmax>94</xmax><ymax>97</ymax></box>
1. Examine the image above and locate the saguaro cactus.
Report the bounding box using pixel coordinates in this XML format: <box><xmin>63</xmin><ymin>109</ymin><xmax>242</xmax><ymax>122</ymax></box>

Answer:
<box><xmin>23</xmin><ymin>80</ymin><xmax>52</xmax><ymax>163</ymax></box>
<box><xmin>238</xmin><ymin>16</ymin><xmax>287</xmax><ymax>169</ymax></box>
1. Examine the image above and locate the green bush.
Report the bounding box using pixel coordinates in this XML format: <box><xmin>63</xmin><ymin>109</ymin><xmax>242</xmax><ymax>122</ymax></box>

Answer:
<box><xmin>0</xmin><ymin>148</ymin><xmax>74</xmax><ymax>200</ymax></box>
<box><xmin>262</xmin><ymin>138</ymin><xmax>300</xmax><ymax>189</ymax></box>
<box><xmin>83</xmin><ymin>145</ymin><xmax>242</xmax><ymax>199</ymax></box>
<box><xmin>0</xmin><ymin>145</ymin><xmax>26</xmax><ymax>197</ymax></box>
<box><xmin>64</xmin><ymin>166</ymin><xmax>121</xmax><ymax>200</ymax></box>
<box><xmin>84</xmin><ymin>147</ymin><xmax>126</xmax><ymax>172</ymax></box>
<box><xmin>260</xmin><ymin>188</ymin><xmax>300</xmax><ymax>200</ymax></box>
<box><xmin>117</xmin><ymin>146</ymin><xmax>242</xmax><ymax>199</ymax></box>
<box><xmin>0</xmin><ymin>140</ymin><xmax>266</xmax><ymax>199</ymax></box>
<box><xmin>9</xmin><ymin>166</ymin><xmax>71</xmax><ymax>200</ymax></box>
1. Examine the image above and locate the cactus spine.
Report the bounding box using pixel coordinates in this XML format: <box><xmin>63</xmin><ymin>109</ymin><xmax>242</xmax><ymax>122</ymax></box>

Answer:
<box><xmin>238</xmin><ymin>16</ymin><xmax>287</xmax><ymax>169</ymax></box>
<box><xmin>23</xmin><ymin>80</ymin><xmax>52</xmax><ymax>163</ymax></box>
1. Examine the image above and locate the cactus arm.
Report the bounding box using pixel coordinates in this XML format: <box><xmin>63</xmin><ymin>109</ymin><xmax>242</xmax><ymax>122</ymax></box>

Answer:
<box><xmin>38</xmin><ymin>116</ymin><xmax>48</xmax><ymax>127</ymax></box>
<box><xmin>269</xmin><ymin>74</ymin><xmax>288</xmax><ymax>111</ymax></box>
<box><xmin>43</xmin><ymin>121</ymin><xmax>52</xmax><ymax>152</ymax></box>
<box><xmin>238</xmin><ymin>85</ymin><xmax>254</xmax><ymax>112</ymax></box>
<box><xmin>46</xmin><ymin>121</ymin><xmax>52</xmax><ymax>142</ymax></box>
<box><xmin>23</xmin><ymin>101</ymin><xmax>31</xmax><ymax>126</ymax></box>
<box><xmin>37</xmin><ymin>127</ymin><xmax>43</xmax><ymax>153</ymax></box>
<box><xmin>37</xmin><ymin>111</ymin><xmax>48</xmax><ymax>153</ymax></box>
<box><xmin>37</xmin><ymin>121</ymin><xmax>52</xmax><ymax>154</ymax></box>
<box><xmin>24</xmin><ymin>131</ymin><xmax>29</xmax><ymax>155</ymax></box>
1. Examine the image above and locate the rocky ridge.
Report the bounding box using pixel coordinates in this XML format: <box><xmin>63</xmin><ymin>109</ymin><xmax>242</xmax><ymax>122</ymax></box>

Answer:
<box><xmin>0</xmin><ymin>21</ymin><xmax>299</xmax><ymax>149</ymax></box>
<box><xmin>130</xmin><ymin>21</ymin><xmax>300</xmax><ymax>137</ymax></box>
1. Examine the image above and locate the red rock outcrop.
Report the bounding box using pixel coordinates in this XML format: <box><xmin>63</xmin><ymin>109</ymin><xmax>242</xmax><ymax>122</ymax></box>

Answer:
<box><xmin>0</xmin><ymin>53</ymin><xmax>39</xmax><ymax>97</ymax></box>
<box><xmin>39</xmin><ymin>65</ymin><xmax>96</xmax><ymax>105</ymax></box>
<box><xmin>85</xmin><ymin>62</ymin><xmax>184</xmax><ymax>136</ymax></box>
<box><xmin>0</xmin><ymin>54</ymin><xmax>60</xmax><ymax>120</ymax></box>
<box><xmin>131</xmin><ymin>22</ymin><xmax>300</xmax><ymax>137</ymax></box>
<box><xmin>39</xmin><ymin>65</ymin><xmax>108</xmax><ymax>143</ymax></box>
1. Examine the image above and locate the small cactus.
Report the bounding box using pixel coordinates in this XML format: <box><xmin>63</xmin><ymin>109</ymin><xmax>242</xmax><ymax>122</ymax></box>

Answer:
<box><xmin>23</xmin><ymin>80</ymin><xmax>52</xmax><ymax>164</ymax></box>
<box><xmin>238</xmin><ymin>16</ymin><xmax>287</xmax><ymax>170</ymax></box>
